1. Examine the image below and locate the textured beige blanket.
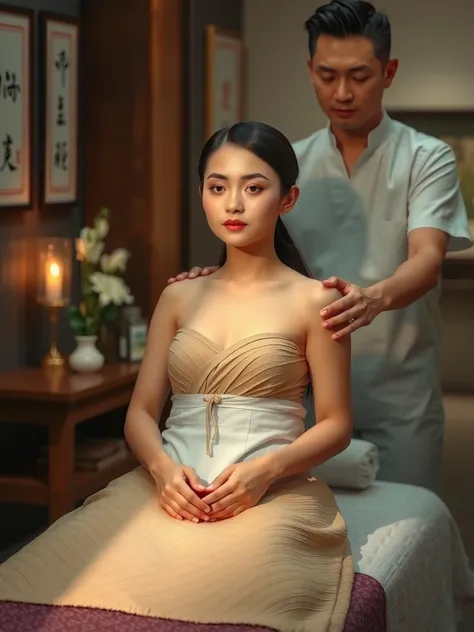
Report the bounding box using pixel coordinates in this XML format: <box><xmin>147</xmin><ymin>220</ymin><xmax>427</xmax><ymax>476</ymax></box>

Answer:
<box><xmin>0</xmin><ymin>468</ymin><xmax>353</xmax><ymax>632</ymax></box>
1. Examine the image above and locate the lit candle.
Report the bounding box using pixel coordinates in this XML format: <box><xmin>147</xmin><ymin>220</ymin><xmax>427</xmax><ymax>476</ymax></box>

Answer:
<box><xmin>45</xmin><ymin>256</ymin><xmax>63</xmax><ymax>303</ymax></box>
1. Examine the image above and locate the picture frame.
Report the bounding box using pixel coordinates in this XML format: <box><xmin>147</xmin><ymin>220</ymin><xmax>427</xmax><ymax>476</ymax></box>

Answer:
<box><xmin>0</xmin><ymin>4</ymin><xmax>34</xmax><ymax>211</ymax></box>
<box><xmin>40</xmin><ymin>12</ymin><xmax>79</xmax><ymax>208</ymax></box>
<box><xmin>389</xmin><ymin>109</ymin><xmax>474</xmax><ymax>266</ymax></box>
<box><xmin>205</xmin><ymin>25</ymin><xmax>243</xmax><ymax>140</ymax></box>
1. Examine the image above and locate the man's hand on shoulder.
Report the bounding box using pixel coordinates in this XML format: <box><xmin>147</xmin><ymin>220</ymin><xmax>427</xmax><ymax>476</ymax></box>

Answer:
<box><xmin>167</xmin><ymin>265</ymin><xmax>220</xmax><ymax>284</ymax></box>
<box><xmin>320</xmin><ymin>276</ymin><xmax>385</xmax><ymax>339</ymax></box>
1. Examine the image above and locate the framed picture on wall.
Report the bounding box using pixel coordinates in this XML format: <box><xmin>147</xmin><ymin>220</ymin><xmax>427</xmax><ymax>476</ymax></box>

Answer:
<box><xmin>41</xmin><ymin>13</ymin><xmax>79</xmax><ymax>207</ymax></box>
<box><xmin>205</xmin><ymin>25</ymin><xmax>243</xmax><ymax>140</ymax></box>
<box><xmin>0</xmin><ymin>4</ymin><xmax>33</xmax><ymax>211</ymax></box>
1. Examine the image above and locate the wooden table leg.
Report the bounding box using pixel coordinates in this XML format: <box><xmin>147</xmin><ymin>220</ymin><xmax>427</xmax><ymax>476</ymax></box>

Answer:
<box><xmin>48</xmin><ymin>418</ymin><xmax>75</xmax><ymax>524</ymax></box>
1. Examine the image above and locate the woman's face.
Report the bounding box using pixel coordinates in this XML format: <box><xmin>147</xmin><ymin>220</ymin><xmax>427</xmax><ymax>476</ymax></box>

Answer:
<box><xmin>201</xmin><ymin>143</ymin><xmax>298</xmax><ymax>251</ymax></box>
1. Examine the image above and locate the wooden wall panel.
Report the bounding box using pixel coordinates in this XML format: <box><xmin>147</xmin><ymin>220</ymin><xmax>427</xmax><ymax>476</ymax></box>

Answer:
<box><xmin>149</xmin><ymin>0</ymin><xmax>184</xmax><ymax>306</ymax></box>
<box><xmin>82</xmin><ymin>0</ymin><xmax>183</xmax><ymax>319</ymax></box>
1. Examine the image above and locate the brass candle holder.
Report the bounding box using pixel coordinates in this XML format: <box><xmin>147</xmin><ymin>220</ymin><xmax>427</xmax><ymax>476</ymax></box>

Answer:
<box><xmin>39</xmin><ymin>299</ymin><xmax>70</xmax><ymax>368</ymax></box>
<box><xmin>37</xmin><ymin>238</ymin><xmax>72</xmax><ymax>370</ymax></box>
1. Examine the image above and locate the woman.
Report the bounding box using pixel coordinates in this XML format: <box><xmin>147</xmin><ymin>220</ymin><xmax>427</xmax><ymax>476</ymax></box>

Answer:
<box><xmin>0</xmin><ymin>122</ymin><xmax>353</xmax><ymax>632</ymax></box>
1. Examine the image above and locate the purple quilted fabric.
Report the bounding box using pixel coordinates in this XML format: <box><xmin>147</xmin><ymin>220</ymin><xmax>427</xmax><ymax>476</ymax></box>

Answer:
<box><xmin>343</xmin><ymin>573</ymin><xmax>386</xmax><ymax>632</ymax></box>
<box><xmin>0</xmin><ymin>572</ymin><xmax>386</xmax><ymax>632</ymax></box>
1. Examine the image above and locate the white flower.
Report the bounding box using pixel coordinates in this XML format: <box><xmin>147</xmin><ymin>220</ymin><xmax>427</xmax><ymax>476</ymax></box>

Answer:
<box><xmin>100</xmin><ymin>248</ymin><xmax>131</xmax><ymax>274</ymax></box>
<box><xmin>94</xmin><ymin>217</ymin><xmax>109</xmax><ymax>240</ymax></box>
<box><xmin>75</xmin><ymin>227</ymin><xmax>104</xmax><ymax>264</ymax></box>
<box><xmin>89</xmin><ymin>272</ymin><xmax>134</xmax><ymax>307</ymax></box>
<box><xmin>80</xmin><ymin>226</ymin><xmax>98</xmax><ymax>245</ymax></box>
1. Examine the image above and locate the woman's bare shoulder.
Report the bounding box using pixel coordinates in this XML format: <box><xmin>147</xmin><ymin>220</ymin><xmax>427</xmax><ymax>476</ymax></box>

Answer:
<box><xmin>290</xmin><ymin>275</ymin><xmax>340</xmax><ymax>310</ymax></box>
<box><xmin>153</xmin><ymin>276</ymin><xmax>209</xmax><ymax>318</ymax></box>
<box><xmin>307</xmin><ymin>280</ymin><xmax>340</xmax><ymax>310</ymax></box>
<box><xmin>285</xmin><ymin>278</ymin><xmax>337</xmax><ymax>339</ymax></box>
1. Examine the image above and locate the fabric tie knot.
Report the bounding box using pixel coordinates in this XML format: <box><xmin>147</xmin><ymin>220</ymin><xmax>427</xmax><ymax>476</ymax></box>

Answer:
<box><xmin>203</xmin><ymin>394</ymin><xmax>222</xmax><ymax>457</ymax></box>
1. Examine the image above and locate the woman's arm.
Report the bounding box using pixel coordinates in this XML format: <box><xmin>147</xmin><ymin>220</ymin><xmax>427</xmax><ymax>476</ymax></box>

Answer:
<box><xmin>125</xmin><ymin>283</ymin><xmax>212</xmax><ymax>522</ymax></box>
<box><xmin>264</xmin><ymin>285</ymin><xmax>353</xmax><ymax>481</ymax></box>
<box><xmin>124</xmin><ymin>283</ymin><xmax>180</xmax><ymax>472</ymax></box>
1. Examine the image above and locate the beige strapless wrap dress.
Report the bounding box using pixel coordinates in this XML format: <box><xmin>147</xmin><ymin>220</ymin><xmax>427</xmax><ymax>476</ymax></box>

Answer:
<box><xmin>0</xmin><ymin>328</ymin><xmax>354</xmax><ymax>632</ymax></box>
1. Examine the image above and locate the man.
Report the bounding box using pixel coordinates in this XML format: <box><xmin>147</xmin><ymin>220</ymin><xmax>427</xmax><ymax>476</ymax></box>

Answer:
<box><xmin>168</xmin><ymin>0</ymin><xmax>472</xmax><ymax>492</ymax></box>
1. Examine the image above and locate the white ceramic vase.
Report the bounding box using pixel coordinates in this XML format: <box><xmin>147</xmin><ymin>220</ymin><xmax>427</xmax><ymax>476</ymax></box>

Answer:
<box><xmin>69</xmin><ymin>335</ymin><xmax>105</xmax><ymax>373</ymax></box>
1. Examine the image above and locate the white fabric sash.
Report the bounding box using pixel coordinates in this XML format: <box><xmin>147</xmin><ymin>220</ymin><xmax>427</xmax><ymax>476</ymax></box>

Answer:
<box><xmin>161</xmin><ymin>394</ymin><xmax>306</xmax><ymax>486</ymax></box>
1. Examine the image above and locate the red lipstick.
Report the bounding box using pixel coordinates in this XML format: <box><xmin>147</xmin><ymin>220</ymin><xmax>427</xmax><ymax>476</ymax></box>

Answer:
<box><xmin>223</xmin><ymin>219</ymin><xmax>247</xmax><ymax>231</ymax></box>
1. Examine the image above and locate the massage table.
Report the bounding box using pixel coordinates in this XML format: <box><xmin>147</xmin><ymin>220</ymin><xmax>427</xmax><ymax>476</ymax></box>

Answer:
<box><xmin>337</xmin><ymin>481</ymin><xmax>474</xmax><ymax>632</ymax></box>
<box><xmin>0</xmin><ymin>443</ymin><xmax>473</xmax><ymax>632</ymax></box>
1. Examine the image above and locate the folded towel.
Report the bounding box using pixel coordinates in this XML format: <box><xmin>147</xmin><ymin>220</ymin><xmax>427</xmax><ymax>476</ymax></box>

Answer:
<box><xmin>310</xmin><ymin>439</ymin><xmax>379</xmax><ymax>490</ymax></box>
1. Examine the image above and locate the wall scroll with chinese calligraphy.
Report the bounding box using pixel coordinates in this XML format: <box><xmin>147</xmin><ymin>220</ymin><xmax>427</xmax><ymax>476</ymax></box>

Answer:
<box><xmin>205</xmin><ymin>25</ymin><xmax>243</xmax><ymax>140</ymax></box>
<box><xmin>0</xmin><ymin>5</ymin><xmax>33</xmax><ymax>211</ymax></box>
<box><xmin>41</xmin><ymin>13</ymin><xmax>79</xmax><ymax>207</ymax></box>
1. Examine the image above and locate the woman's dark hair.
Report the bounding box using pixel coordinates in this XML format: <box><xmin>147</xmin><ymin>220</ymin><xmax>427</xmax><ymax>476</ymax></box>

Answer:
<box><xmin>305</xmin><ymin>0</ymin><xmax>391</xmax><ymax>63</ymax></box>
<box><xmin>198</xmin><ymin>121</ymin><xmax>310</xmax><ymax>278</ymax></box>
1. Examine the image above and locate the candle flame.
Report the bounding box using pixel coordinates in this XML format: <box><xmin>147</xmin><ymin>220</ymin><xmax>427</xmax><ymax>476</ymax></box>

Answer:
<box><xmin>44</xmin><ymin>255</ymin><xmax>63</xmax><ymax>303</ymax></box>
<box><xmin>50</xmin><ymin>261</ymin><xmax>60</xmax><ymax>277</ymax></box>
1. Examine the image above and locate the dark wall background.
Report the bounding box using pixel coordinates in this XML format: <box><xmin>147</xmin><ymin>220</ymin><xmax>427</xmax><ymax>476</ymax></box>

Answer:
<box><xmin>0</xmin><ymin>0</ymin><xmax>82</xmax><ymax>551</ymax></box>
<box><xmin>184</xmin><ymin>0</ymin><xmax>243</xmax><ymax>269</ymax></box>
<box><xmin>0</xmin><ymin>0</ymin><xmax>83</xmax><ymax>374</ymax></box>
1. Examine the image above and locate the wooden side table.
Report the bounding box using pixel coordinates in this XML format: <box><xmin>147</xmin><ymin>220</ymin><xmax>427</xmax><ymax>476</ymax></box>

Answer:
<box><xmin>0</xmin><ymin>363</ymin><xmax>140</xmax><ymax>525</ymax></box>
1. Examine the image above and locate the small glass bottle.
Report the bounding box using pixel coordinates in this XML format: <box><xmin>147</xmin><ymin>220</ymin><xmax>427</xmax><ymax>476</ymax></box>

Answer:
<box><xmin>118</xmin><ymin>306</ymin><xmax>138</xmax><ymax>361</ymax></box>
<box><xmin>128</xmin><ymin>309</ymin><xmax>148</xmax><ymax>362</ymax></box>
<box><xmin>118</xmin><ymin>306</ymin><xmax>148</xmax><ymax>362</ymax></box>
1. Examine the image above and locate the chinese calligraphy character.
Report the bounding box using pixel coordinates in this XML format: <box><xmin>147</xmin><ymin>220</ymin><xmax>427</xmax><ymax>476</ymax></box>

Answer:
<box><xmin>56</xmin><ymin>96</ymin><xmax>66</xmax><ymax>126</ymax></box>
<box><xmin>0</xmin><ymin>134</ymin><xmax>18</xmax><ymax>172</ymax></box>
<box><xmin>55</xmin><ymin>50</ymin><xmax>69</xmax><ymax>88</ymax></box>
<box><xmin>54</xmin><ymin>142</ymin><xmax>68</xmax><ymax>171</ymax></box>
<box><xmin>0</xmin><ymin>71</ymin><xmax>21</xmax><ymax>103</ymax></box>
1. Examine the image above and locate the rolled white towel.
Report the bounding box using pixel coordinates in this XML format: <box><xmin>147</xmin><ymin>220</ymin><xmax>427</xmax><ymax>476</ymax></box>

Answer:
<box><xmin>310</xmin><ymin>439</ymin><xmax>379</xmax><ymax>490</ymax></box>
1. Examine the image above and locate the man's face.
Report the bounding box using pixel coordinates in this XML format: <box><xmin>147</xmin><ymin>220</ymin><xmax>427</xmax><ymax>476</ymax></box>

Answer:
<box><xmin>307</xmin><ymin>34</ymin><xmax>398</xmax><ymax>132</ymax></box>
